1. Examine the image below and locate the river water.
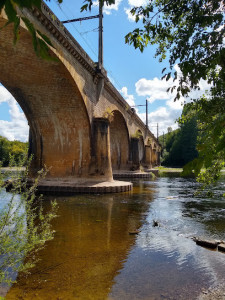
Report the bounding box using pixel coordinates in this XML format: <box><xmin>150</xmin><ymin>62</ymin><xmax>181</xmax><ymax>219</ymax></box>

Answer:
<box><xmin>3</xmin><ymin>175</ymin><xmax>225</xmax><ymax>299</ymax></box>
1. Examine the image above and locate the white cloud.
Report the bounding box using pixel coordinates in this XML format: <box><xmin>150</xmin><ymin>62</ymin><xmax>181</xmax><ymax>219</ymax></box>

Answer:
<box><xmin>0</xmin><ymin>86</ymin><xmax>13</xmax><ymax>103</ymax></box>
<box><xmin>0</xmin><ymin>85</ymin><xmax>29</xmax><ymax>142</ymax></box>
<box><xmin>138</xmin><ymin>106</ymin><xmax>180</xmax><ymax>137</ymax></box>
<box><xmin>134</xmin><ymin>65</ymin><xmax>212</xmax><ymax>137</ymax></box>
<box><xmin>149</xmin><ymin>107</ymin><xmax>180</xmax><ymax>134</ymax></box>
<box><xmin>166</xmin><ymin>98</ymin><xmax>185</xmax><ymax>110</ymax></box>
<box><xmin>128</xmin><ymin>0</ymin><xmax>148</xmax><ymax>5</ymax></box>
<box><xmin>120</xmin><ymin>86</ymin><xmax>136</xmax><ymax>107</ymax></box>
<box><xmin>136</xmin><ymin>65</ymin><xmax>211</xmax><ymax>105</ymax></box>
<box><xmin>135</xmin><ymin>77</ymin><xmax>174</xmax><ymax>103</ymax></box>
<box><xmin>125</xmin><ymin>8</ymin><xmax>136</xmax><ymax>21</ymax></box>
<box><xmin>93</xmin><ymin>0</ymin><xmax>122</xmax><ymax>15</ymax></box>
<box><xmin>125</xmin><ymin>0</ymin><xmax>148</xmax><ymax>21</ymax></box>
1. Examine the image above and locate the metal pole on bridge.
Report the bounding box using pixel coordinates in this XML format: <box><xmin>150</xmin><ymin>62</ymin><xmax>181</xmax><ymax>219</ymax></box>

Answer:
<box><xmin>98</xmin><ymin>0</ymin><xmax>103</xmax><ymax>70</ymax></box>
<box><xmin>146</xmin><ymin>99</ymin><xmax>148</xmax><ymax>130</ymax></box>
<box><xmin>131</xmin><ymin>99</ymin><xmax>149</xmax><ymax>129</ymax></box>
<box><xmin>61</xmin><ymin>0</ymin><xmax>104</xmax><ymax>70</ymax></box>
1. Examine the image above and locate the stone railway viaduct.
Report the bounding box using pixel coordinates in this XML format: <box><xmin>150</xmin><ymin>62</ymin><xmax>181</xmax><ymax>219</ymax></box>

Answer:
<box><xmin>0</xmin><ymin>2</ymin><xmax>161</xmax><ymax>193</ymax></box>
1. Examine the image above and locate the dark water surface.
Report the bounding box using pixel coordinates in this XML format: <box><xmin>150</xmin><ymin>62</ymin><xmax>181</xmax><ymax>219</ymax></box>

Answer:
<box><xmin>4</xmin><ymin>176</ymin><xmax>225</xmax><ymax>299</ymax></box>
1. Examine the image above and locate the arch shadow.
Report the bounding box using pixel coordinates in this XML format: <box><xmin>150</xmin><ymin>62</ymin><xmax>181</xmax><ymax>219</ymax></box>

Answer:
<box><xmin>109</xmin><ymin>110</ymin><xmax>129</xmax><ymax>171</ymax></box>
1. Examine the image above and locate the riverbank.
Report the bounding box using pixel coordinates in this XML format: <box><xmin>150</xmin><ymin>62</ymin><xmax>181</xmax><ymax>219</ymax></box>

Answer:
<box><xmin>157</xmin><ymin>167</ymin><xmax>183</xmax><ymax>173</ymax></box>
<box><xmin>157</xmin><ymin>166</ymin><xmax>225</xmax><ymax>174</ymax></box>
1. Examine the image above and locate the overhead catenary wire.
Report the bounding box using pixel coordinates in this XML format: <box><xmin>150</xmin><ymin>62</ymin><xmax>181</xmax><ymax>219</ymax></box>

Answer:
<box><xmin>53</xmin><ymin>0</ymin><xmax>98</xmax><ymax>59</ymax></box>
<box><xmin>52</xmin><ymin>0</ymin><xmax>125</xmax><ymax>91</ymax></box>
<box><xmin>52</xmin><ymin>1</ymin><xmax>158</xmax><ymax>114</ymax></box>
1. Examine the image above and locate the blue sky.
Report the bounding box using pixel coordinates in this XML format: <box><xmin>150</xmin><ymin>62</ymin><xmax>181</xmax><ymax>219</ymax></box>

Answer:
<box><xmin>0</xmin><ymin>0</ymin><xmax>210</xmax><ymax>141</ymax></box>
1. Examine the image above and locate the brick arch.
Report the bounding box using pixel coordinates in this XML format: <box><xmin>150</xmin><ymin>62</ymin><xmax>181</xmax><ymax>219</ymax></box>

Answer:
<box><xmin>109</xmin><ymin>110</ymin><xmax>129</xmax><ymax>170</ymax></box>
<box><xmin>0</xmin><ymin>20</ymin><xmax>91</xmax><ymax>178</ymax></box>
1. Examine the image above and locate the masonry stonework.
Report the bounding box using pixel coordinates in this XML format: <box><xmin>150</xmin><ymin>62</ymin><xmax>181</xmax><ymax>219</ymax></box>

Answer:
<box><xmin>0</xmin><ymin>2</ymin><xmax>161</xmax><ymax>189</ymax></box>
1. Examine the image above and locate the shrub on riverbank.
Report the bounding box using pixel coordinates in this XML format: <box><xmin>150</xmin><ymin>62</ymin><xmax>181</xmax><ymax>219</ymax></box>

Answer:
<box><xmin>0</xmin><ymin>160</ymin><xmax>57</xmax><ymax>292</ymax></box>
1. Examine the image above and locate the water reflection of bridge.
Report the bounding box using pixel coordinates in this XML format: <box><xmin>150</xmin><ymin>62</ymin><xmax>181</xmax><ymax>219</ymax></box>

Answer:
<box><xmin>6</xmin><ymin>189</ymin><xmax>152</xmax><ymax>299</ymax></box>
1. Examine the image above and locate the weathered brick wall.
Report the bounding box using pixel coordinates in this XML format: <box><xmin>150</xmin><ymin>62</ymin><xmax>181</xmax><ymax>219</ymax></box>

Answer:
<box><xmin>0</xmin><ymin>19</ymin><xmax>91</xmax><ymax>178</ymax></box>
<box><xmin>109</xmin><ymin>111</ymin><xmax>129</xmax><ymax>170</ymax></box>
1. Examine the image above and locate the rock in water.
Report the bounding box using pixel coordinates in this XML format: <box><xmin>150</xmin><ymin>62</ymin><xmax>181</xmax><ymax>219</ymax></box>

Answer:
<box><xmin>195</xmin><ymin>237</ymin><xmax>218</xmax><ymax>249</ymax></box>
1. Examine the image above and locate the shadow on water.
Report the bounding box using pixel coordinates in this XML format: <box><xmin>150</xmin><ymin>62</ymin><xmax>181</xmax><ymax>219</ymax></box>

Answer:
<box><xmin>4</xmin><ymin>175</ymin><xmax>225</xmax><ymax>299</ymax></box>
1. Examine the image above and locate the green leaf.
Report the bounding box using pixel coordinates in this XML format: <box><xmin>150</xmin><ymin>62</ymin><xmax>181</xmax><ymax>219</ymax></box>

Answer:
<box><xmin>37</xmin><ymin>30</ymin><xmax>54</xmax><ymax>47</ymax></box>
<box><xmin>80</xmin><ymin>4</ymin><xmax>88</xmax><ymax>12</ymax></box>
<box><xmin>37</xmin><ymin>38</ymin><xmax>57</xmax><ymax>61</ymax></box>
<box><xmin>21</xmin><ymin>17</ymin><xmax>37</xmax><ymax>52</ymax></box>
<box><xmin>4</xmin><ymin>0</ymin><xmax>17</xmax><ymax>22</ymax></box>
<box><xmin>13</xmin><ymin>16</ymin><xmax>20</xmax><ymax>45</ymax></box>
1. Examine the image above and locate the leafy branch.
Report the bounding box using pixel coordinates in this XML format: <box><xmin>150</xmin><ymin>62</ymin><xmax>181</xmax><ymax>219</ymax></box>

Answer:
<box><xmin>0</xmin><ymin>0</ymin><xmax>62</xmax><ymax>60</ymax></box>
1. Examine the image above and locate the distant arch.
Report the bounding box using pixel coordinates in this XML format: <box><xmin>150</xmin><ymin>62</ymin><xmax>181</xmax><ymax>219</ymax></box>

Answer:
<box><xmin>109</xmin><ymin>110</ymin><xmax>129</xmax><ymax>170</ymax></box>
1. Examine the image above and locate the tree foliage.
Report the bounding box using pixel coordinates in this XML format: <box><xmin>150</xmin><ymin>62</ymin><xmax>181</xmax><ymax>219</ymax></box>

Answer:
<box><xmin>160</xmin><ymin>106</ymin><xmax>198</xmax><ymax>167</ymax></box>
<box><xmin>0</xmin><ymin>136</ymin><xmax>28</xmax><ymax>167</ymax></box>
<box><xmin>0</xmin><ymin>0</ymin><xmax>62</xmax><ymax>60</ymax></box>
<box><xmin>182</xmin><ymin>98</ymin><xmax>225</xmax><ymax>182</ymax></box>
<box><xmin>125</xmin><ymin>0</ymin><xmax>225</xmax><ymax>98</ymax></box>
<box><xmin>81</xmin><ymin>0</ymin><xmax>115</xmax><ymax>12</ymax></box>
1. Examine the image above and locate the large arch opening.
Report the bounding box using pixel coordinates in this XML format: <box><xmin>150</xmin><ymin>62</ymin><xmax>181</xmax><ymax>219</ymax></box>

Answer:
<box><xmin>0</xmin><ymin>84</ymin><xmax>29</xmax><ymax>142</ymax></box>
<box><xmin>109</xmin><ymin>111</ymin><xmax>129</xmax><ymax>171</ymax></box>
<box><xmin>0</xmin><ymin>20</ymin><xmax>91</xmax><ymax>178</ymax></box>
<box><xmin>0</xmin><ymin>84</ymin><xmax>29</xmax><ymax>166</ymax></box>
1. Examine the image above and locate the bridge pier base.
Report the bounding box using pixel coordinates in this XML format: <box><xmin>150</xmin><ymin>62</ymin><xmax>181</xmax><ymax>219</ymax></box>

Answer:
<box><xmin>27</xmin><ymin>117</ymin><xmax>133</xmax><ymax>194</ymax></box>
<box><xmin>27</xmin><ymin>178</ymin><xmax>133</xmax><ymax>194</ymax></box>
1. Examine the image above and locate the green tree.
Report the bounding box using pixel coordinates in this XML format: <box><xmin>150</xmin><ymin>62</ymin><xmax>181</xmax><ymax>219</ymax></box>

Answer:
<box><xmin>0</xmin><ymin>137</ymin><xmax>10</xmax><ymax>167</ymax></box>
<box><xmin>0</xmin><ymin>0</ymin><xmax>62</xmax><ymax>60</ymax></box>
<box><xmin>162</xmin><ymin>106</ymin><xmax>198</xmax><ymax>167</ymax></box>
<box><xmin>9</xmin><ymin>140</ymin><xmax>28</xmax><ymax>166</ymax></box>
<box><xmin>0</xmin><ymin>136</ymin><xmax>28</xmax><ymax>167</ymax></box>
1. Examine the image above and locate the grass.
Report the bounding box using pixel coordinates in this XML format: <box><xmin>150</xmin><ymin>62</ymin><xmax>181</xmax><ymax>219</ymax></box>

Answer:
<box><xmin>156</xmin><ymin>166</ymin><xmax>183</xmax><ymax>173</ymax></box>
